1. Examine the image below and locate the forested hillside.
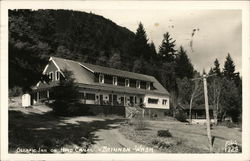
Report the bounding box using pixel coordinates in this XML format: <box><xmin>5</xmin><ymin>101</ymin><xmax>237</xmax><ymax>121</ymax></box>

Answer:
<box><xmin>9</xmin><ymin>9</ymin><xmax>242</xmax><ymax>122</ymax></box>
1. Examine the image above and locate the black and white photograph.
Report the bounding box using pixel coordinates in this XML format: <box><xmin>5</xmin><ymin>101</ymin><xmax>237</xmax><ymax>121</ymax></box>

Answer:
<box><xmin>1</xmin><ymin>1</ymin><xmax>250</xmax><ymax>161</ymax></box>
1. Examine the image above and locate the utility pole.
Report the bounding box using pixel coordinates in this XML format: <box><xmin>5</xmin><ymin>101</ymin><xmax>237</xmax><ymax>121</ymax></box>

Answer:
<box><xmin>191</xmin><ymin>73</ymin><xmax>215</xmax><ymax>152</ymax></box>
<box><xmin>203</xmin><ymin>74</ymin><xmax>213</xmax><ymax>152</ymax></box>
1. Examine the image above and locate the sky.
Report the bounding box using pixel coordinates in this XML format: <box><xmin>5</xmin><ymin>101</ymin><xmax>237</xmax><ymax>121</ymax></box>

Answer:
<box><xmin>82</xmin><ymin>9</ymin><xmax>242</xmax><ymax>74</ymax></box>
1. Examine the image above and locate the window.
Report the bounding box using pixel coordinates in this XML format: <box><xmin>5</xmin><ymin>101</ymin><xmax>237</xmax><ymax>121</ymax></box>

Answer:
<box><xmin>136</xmin><ymin>80</ymin><xmax>140</xmax><ymax>88</ymax></box>
<box><xmin>99</xmin><ymin>74</ymin><xmax>104</xmax><ymax>83</ymax></box>
<box><xmin>49</xmin><ymin>72</ymin><xmax>53</xmax><ymax>81</ymax></box>
<box><xmin>55</xmin><ymin>71</ymin><xmax>60</xmax><ymax>81</ymax></box>
<box><xmin>125</xmin><ymin>79</ymin><xmax>130</xmax><ymax>87</ymax></box>
<box><xmin>148</xmin><ymin>98</ymin><xmax>159</xmax><ymax>104</ymax></box>
<box><xmin>162</xmin><ymin>99</ymin><xmax>168</xmax><ymax>105</ymax></box>
<box><xmin>113</xmin><ymin>76</ymin><xmax>117</xmax><ymax>85</ymax></box>
<box><xmin>146</xmin><ymin>82</ymin><xmax>151</xmax><ymax>90</ymax></box>
<box><xmin>86</xmin><ymin>93</ymin><xmax>95</xmax><ymax>100</ymax></box>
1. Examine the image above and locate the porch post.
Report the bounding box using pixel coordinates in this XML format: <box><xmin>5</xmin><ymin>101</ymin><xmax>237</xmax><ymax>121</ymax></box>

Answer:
<box><xmin>47</xmin><ymin>90</ymin><xmax>50</xmax><ymax>103</ymax></box>
<box><xmin>98</xmin><ymin>92</ymin><xmax>100</xmax><ymax>105</ymax></box>
<box><xmin>83</xmin><ymin>92</ymin><xmax>86</xmax><ymax>104</ymax></box>
<box><xmin>111</xmin><ymin>93</ymin><xmax>113</xmax><ymax>106</ymax></box>
<box><xmin>133</xmin><ymin>96</ymin><xmax>136</xmax><ymax>106</ymax></box>
<box><xmin>47</xmin><ymin>90</ymin><xmax>49</xmax><ymax>98</ymax></box>
<box><xmin>37</xmin><ymin>91</ymin><xmax>39</xmax><ymax>103</ymax></box>
<box><xmin>124</xmin><ymin>93</ymin><xmax>126</xmax><ymax>106</ymax></box>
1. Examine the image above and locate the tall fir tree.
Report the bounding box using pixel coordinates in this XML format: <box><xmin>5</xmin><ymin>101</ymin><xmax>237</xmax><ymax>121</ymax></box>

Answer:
<box><xmin>148</xmin><ymin>41</ymin><xmax>157</xmax><ymax>58</ymax></box>
<box><xmin>212</xmin><ymin>59</ymin><xmax>221</xmax><ymax>77</ymax></box>
<box><xmin>132</xmin><ymin>22</ymin><xmax>151</xmax><ymax>59</ymax></box>
<box><xmin>175</xmin><ymin>46</ymin><xmax>194</xmax><ymax>79</ymax></box>
<box><xmin>223</xmin><ymin>53</ymin><xmax>236</xmax><ymax>80</ymax></box>
<box><xmin>158</xmin><ymin>32</ymin><xmax>177</xmax><ymax>62</ymax></box>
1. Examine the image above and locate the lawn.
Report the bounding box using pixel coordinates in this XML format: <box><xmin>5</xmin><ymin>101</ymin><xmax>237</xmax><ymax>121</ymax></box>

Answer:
<box><xmin>119</xmin><ymin>117</ymin><xmax>242</xmax><ymax>153</ymax></box>
<box><xmin>8</xmin><ymin>97</ymin><xmax>241</xmax><ymax>153</ymax></box>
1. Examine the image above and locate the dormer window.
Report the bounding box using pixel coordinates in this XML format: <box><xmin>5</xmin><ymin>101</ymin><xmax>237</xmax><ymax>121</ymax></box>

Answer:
<box><xmin>136</xmin><ymin>80</ymin><xmax>140</xmax><ymax>89</ymax></box>
<box><xmin>55</xmin><ymin>71</ymin><xmax>60</xmax><ymax>81</ymax></box>
<box><xmin>125</xmin><ymin>79</ymin><xmax>130</xmax><ymax>87</ymax></box>
<box><xmin>49</xmin><ymin>72</ymin><xmax>54</xmax><ymax>81</ymax></box>
<box><xmin>113</xmin><ymin>76</ymin><xmax>117</xmax><ymax>85</ymax></box>
<box><xmin>146</xmin><ymin>82</ymin><xmax>151</xmax><ymax>90</ymax></box>
<box><xmin>99</xmin><ymin>74</ymin><xmax>104</xmax><ymax>83</ymax></box>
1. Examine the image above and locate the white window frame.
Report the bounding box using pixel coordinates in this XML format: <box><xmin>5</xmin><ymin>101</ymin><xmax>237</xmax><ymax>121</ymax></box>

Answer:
<box><xmin>146</xmin><ymin>82</ymin><xmax>151</xmax><ymax>90</ymax></box>
<box><xmin>125</xmin><ymin>79</ymin><xmax>130</xmax><ymax>87</ymax></box>
<box><xmin>148</xmin><ymin>98</ymin><xmax>159</xmax><ymax>104</ymax></box>
<box><xmin>49</xmin><ymin>72</ymin><xmax>54</xmax><ymax>81</ymax></box>
<box><xmin>113</xmin><ymin>76</ymin><xmax>118</xmax><ymax>85</ymax></box>
<box><xmin>162</xmin><ymin>99</ymin><xmax>168</xmax><ymax>105</ymax></box>
<box><xmin>136</xmin><ymin>80</ymin><xmax>140</xmax><ymax>89</ymax></box>
<box><xmin>55</xmin><ymin>71</ymin><xmax>60</xmax><ymax>81</ymax></box>
<box><xmin>99</xmin><ymin>74</ymin><xmax>104</xmax><ymax>83</ymax></box>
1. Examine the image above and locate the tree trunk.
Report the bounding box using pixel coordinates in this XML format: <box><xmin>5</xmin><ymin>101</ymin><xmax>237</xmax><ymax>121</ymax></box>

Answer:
<box><xmin>213</xmin><ymin>108</ymin><xmax>218</xmax><ymax>125</ymax></box>
<box><xmin>189</xmin><ymin>94</ymin><xmax>194</xmax><ymax>123</ymax></box>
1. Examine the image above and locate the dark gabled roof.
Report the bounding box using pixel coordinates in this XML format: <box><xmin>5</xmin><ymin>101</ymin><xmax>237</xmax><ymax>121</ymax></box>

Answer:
<box><xmin>81</xmin><ymin>62</ymin><xmax>156</xmax><ymax>82</ymax></box>
<box><xmin>50</xmin><ymin>56</ymin><xmax>169</xmax><ymax>96</ymax></box>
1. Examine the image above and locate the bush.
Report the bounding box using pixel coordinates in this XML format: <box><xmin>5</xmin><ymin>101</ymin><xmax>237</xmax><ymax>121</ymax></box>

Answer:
<box><xmin>164</xmin><ymin>109</ymin><xmax>173</xmax><ymax>116</ymax></box>
<box><xmin>9</xmin><ymin>86</ymin><xmax>23</xmax><ymax>97</ymax></box>
<box><xmin>157</xmin><ymin>141</ymin><xmax>174</xmax><ymax>149</ymax></box>
<box><xmin>175</xmin><ymin>110</ymin><xmax>187</xmax><ymax>122</ymax></box>
<box><xmin>219</xmin><ymin>121</ymin><xmax>237</xmax><ymax>128</ymax></box>
<box><xmin>52</xmin><ymin>101</ymin><xmax>90</xmax><ymax>116</ymax></box>
<box><xmin>134</xmin><ymin>116</ymin><xmax>147</xmax><ymax>130</ymax></box>
<box><xmin>151</xmin><ymin>139</ymin><xmax>160</xmax><ymax>145</ymax></box>
<box><xmin>157</xmin><ymin>130</ymin><xmax>172</xmax><ymax>137</ymax></box>
<box><xmin>151</xmin><ymin>139</ymin><xmax>174</xmax><ymax>149</ymax></box>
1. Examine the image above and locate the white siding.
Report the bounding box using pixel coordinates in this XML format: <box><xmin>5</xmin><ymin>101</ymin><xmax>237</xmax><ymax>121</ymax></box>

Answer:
<box><xmin>144</xmin><ymin>94</ymin><xmax>170</xmax><ymax>109</ymax></box>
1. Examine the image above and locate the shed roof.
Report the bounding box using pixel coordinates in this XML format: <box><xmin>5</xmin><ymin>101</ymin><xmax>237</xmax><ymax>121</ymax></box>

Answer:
<box><xmin>50</xmin><ymin>56</ymin><xmax>169</xmax><ymax>96</ymax></box>
<box><xmin>178</xmin><ymin>104</ymin><xmax>213</xmax><ymax>110</ymax></box>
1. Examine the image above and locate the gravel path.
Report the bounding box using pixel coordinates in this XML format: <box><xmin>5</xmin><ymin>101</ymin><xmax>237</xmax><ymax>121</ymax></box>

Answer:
<box><xmin>90</xmin><ymin>123</ymin><xmax>156</xmax><ymax>153</ymax></box>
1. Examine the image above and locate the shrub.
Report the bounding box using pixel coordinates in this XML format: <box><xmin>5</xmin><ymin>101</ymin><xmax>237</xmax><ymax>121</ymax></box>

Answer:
<box><xmin>157</xmin><ymin>130</ymin><xmax>172</xmax><ymax>137</ymax></box>
<box><xmin>157</xmin><ymin>141</ymin><xmax>174</xmax><ymax>149</ymax></box>
<box><xmin>9</xmin><ymin>86</ymin><xmax>23</xmax><ymax>97</ymax></box>
<box><xmin>164</xmin><ymin>109</ymin><xmax>173</xmax><ymax>116</ymax></box>
<box><xmin>151</xmin><ymin>139</ymin><xmax>160</xmax><ymax>145</ymax></box>
<box><xmin>219</xmin><ymin>121</ymin><xmax>237</xmax><ymax>128</ymax></box>
<box><xmin>52</xmin><ymin>101</ymin><xmax>90</xmax><ymax>116</ymax></box>
<box><xmin>134</xmin><ymin>116</ymin><xmax>147</xmax><ymax>130</ymax></box>
<box><xmin>175</xmin><ymin>110</ymin><xmax>187</xmax><ymax>122</ymax></box>
<box><xmin>175</xmin><ymin>138</ymin><xmax>183</xmax><ymax>145</ymax></box>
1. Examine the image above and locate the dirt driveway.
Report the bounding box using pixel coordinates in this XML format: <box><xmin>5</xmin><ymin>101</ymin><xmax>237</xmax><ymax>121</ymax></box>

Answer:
<box><xmin>9</xmin><ymin>106</ymin><xmax>154</xmax><ymax>153</ymax></box>
<box><xmin>89</xmin><ymin>123</ymin><xmax>155</xmax><ymax>153</ymax></box>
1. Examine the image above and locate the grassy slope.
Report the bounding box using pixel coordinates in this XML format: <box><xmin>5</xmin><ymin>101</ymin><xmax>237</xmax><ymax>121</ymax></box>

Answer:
<box><xmin>119</xmin><ymin>119</ymin><xmax>242</xmax><ymax>153</ymax></box>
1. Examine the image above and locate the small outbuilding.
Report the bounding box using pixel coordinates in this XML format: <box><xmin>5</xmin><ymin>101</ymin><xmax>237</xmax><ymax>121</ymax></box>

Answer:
<box><xmin>22</xmin><ymin>93</ymin><xmax>31</xmax><ymax>107</ymax></box>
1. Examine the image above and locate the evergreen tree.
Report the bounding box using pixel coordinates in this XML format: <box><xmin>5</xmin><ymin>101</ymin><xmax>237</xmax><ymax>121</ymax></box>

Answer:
<box><xmin>220</xmin><ymin>77</ymin><xmax>241</xmax><ymax>122</ymax></box>
<box><xmin>175</xmin><ymin>46</ymin><xmax>194</xmax><ymax>79</ymax></box>
<box><xmin>158</xmin><ymin>32</ymin><xmax>177</xmax><ymax>62</ymax></box>
<box><xmin>212</xmin><ymin>58</ymin><xmax>221</xmax><ymax>77</ymax></box>
<box><xmin>148</xmin><ymin>41</ymin><xmax>157</xmax><ymax>58</ymax></box>
<box><xmin>223</xmin><ymin>53</ymin><xmax>236</xmax><ymax>80</ymax></box>
<box><xmin>132</xmin><ymin>22</ymin><xmax>151</xmax><ymax>59</ymax></box>
<box><xmin>52</xmin><ymin>70</ymin><xmax>80</xmax><ymax>116</ymax></box>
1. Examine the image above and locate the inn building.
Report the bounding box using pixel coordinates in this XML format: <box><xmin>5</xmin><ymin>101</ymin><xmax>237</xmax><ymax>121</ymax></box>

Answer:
<box><xmin>32</xmin><ymin>57</ymin><xmax>170</xmax><ymax>117</ymax></box>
